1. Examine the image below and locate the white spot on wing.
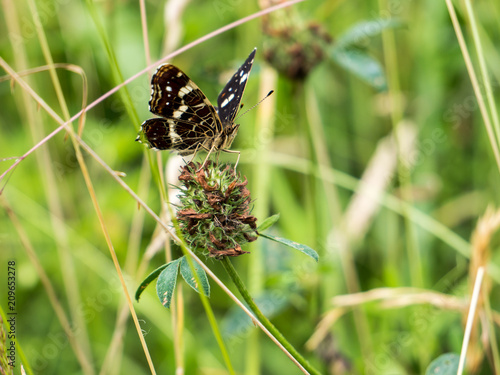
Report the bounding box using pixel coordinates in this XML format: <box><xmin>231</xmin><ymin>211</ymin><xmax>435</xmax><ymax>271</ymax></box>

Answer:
<box><xmin>173</xmin><ymin>105</ymin><xmax>188</xmax><ymax>118</ymax></box>
<box><xmin>179</xmin><ymin>85</ymin><xmax>193</xmax><ymax>97</ymax></box>
<box><xmin>221</xmin><ymin>93</ymin><xmax>235</xmax><ymax>108</ymax></box>
<box><xmin>168</xmin><ymin>119</ymin><xmax>182</xmax><ymax>141</ymax></box>
<box><xmin>239</xmin><ymin>73</ymin><xmax>248</xmax><ymax>84</ymax></box>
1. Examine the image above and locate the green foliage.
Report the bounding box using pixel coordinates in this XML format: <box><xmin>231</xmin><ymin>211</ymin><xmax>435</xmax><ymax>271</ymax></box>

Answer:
<box><xmin>136</xmin><ymin>256</ymin><xmax>210</xmax><ymax>308</ymax></box>
<box><xmin>2</xmin><ymin>0</ymin><xmax>500</xmax><ymax>374</ymax></box>
<box><xmin>179</xmin><ymin>256</ymin><xmax>210</xmax><ymax>297</ymax></box>
<box><xmin>425</xmin><ymin>353</ymin><xmax>460</xmax><ymax>375</ymax></box>
<box><xmin>335</xmin><ymin>19</ymin><xmax>404</xmax><ymax>48</ymax></box>
<box><xmin>156</xmin><ymin>259</ymin><xmax>181</xmax><ymax>309</ymax></box>
<box><xmin>256</xmin><ymin>213</ymin><xmax>280</xmax><ymax>232</ymax></box>
<box><xmin>331</xmin><ymin>47</ymin><xmax>388</xmax><ymax>91</ymax></box>
<box><xmin>135</xmin><ymin>263</ymin><xmax>168</xmax><ymax>301</ymax></box>
<box><xmin>330</xmin><ymin>18</ymin><xmax>404</xmax><ymax>91</ymax></box>
<box><xmin>259</xmin><ymin>232</ymin><xmax>319</xmax><ymax>262</ymax></box>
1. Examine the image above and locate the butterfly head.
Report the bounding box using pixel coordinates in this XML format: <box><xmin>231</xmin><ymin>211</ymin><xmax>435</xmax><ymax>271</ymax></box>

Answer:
<box><xmin>217</xmin><ymin>123</ymin><xmax>240</xmax><ymax>150</ymax></box>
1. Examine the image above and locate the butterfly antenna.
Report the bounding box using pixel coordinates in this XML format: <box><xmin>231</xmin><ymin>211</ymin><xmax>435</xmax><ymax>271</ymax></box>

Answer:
<box><xmin>235</xmin><ymin>90</ymin><xmax>274</xmax><ymax>120</ymax></box>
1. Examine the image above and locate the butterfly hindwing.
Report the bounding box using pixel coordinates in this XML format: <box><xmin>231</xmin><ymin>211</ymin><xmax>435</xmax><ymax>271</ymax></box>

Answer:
<box><xmin>138</xmin><ymin>118</ymin><xmax>172</xmax><ymax>150</ymax></box>
<box><xmin>139</xmin><ymin>117</ymin><xmax>215</xmax><ymax>155</ymax></box>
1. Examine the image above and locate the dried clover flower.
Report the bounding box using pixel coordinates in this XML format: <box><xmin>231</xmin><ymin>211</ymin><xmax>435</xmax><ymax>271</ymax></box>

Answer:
<box><xmin>176</xmin><ymin>161</ymin><xmax>258</xmax><ymax>258</ymax></box>
<box><xmin>263</xmin><ymin>21</ymin><xmax>332</xmax><ymax>80</ymax></box>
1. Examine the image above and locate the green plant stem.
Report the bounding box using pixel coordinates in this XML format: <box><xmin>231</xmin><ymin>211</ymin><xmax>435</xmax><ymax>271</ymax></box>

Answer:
<box><xmin>445</xmin><ymin>0</ymin><xmax>500</xmax><ymax>173</ymax></box>
<box><xmin>379</xmin><ymin>0</ymin><xmax>423</xmax><ymax>288</ymax></box>
<box><xmin>221</xmin><ymin>257</ymin><xmax>321</xmax><ymax>375</ymax></box>
<box><xmin>182</xmin><ymin>251</ymin><xmax>235</xmax><ymax>375</ymax></box>
<box><xmin>465</xmin><ymin>0</ymin><xmax>500</xmax><ymax>168</ymax></box>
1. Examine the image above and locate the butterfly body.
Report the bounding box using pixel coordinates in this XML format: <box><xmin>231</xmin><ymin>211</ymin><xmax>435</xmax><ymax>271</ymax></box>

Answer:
<box><xmin>137</xmin><ymin>49</ymin><xmax>256</xmax><ymax>160</ymax></box>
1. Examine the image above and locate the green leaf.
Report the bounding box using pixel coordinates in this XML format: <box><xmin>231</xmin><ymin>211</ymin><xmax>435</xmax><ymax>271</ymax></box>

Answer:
<box><xmin>180</xmin><ymin>256</ymin><xmax>210</xmax><ymax>297</ymax></box>
<box><xmin>259</xmin><ymin>233</ymin><xmax>319</xmax><ymax>262</ymax></box>
<box><xmin>425</xmin><ymin>353</ymin><xmax>460</xmax><ymax>375</ymax></box>
<box><xmin>135</xmin><ymin>263</ymin><xmax>168</xmax><ymax>301</ymax></box>
<box><xmin>257</xmin><ymin>214</ymin><xmax>280</xmax><ymax>232</ymax></box>
<box><xmin>336</xmin><ymin>19</ymin><xmax>404</xmax><ymax>48</ymax></box>
<box><xmin>330</xmin><ymin>18</ymin><xmax>403</xmax><ymax>92</ymax></box>
<box><xmin>331</xmin><ymin>48</ymin><xmax>387</xmax><ymax>91</ymax></box>
<box><xmin>156</xmin><ymin>258</ymin><xmax>181</xmax><ymax>309</ymax></box>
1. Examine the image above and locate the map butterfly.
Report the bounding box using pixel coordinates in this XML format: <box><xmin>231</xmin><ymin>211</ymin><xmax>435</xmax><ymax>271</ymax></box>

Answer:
<box><xmin>136</xmin><ymin>49</ymin><xmax>256</xmax><ymax>167</ymax></box>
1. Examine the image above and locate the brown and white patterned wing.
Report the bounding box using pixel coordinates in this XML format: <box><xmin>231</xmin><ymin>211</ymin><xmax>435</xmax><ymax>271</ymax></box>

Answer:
<box><xmin>137</xmin><ymin>64</ymin><xmax>222</xmax><ymax>154</ymax></box>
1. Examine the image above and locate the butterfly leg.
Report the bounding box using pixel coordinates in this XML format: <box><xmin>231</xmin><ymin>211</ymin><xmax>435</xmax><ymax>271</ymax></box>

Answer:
<box><xmin>221</xmin><ymin>149</ymin><xmax>241</xmax><ymax>173</ymax></box>
<box><xmin>197</xmin><ymin>144</ymin><xmax>217</xmax><ymax>172</ymax></box>
<box><xmin>187</xmin><ymin>143</ymin><xmax>203</xmax><ymax>165</ymax></box>
<box><xmin>215</xmin><ymin>150</ymin><xmax>222</xmax><ymax>165</ymax></box>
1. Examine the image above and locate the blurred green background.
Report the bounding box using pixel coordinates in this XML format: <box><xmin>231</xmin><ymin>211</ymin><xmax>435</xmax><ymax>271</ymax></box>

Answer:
<box><xmin>1</xmin><ymin>0</ymin><xmax>500</xmax><ymax>374</ymax></box>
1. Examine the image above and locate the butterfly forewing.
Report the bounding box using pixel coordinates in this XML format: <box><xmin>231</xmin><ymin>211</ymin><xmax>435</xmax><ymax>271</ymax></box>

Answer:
<box><xmin>217</xmin><ymin>48</ymin><xmax>256</xmax><ymax>125</ymax></box>
<box><xmin>149</xmin><ymin>64</ymin><xmax>221</xmax><ymax>131</ymax></box>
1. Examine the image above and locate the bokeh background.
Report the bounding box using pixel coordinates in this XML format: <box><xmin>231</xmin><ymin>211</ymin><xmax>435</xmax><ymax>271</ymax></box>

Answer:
<box><xmin>1</xmin><ymin>0</ymin><xmax>500</xmax><ymax>374</ymax></box>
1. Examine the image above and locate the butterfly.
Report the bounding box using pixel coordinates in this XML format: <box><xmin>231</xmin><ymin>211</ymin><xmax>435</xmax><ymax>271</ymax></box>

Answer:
<box><xmin>136</xmin><ymin>49</ymin><xmax>256</xmax><ymax>168</ymax></box>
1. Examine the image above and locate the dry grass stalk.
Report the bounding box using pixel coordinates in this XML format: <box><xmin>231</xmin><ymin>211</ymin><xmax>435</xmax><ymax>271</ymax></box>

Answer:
<box><xmin>466</xmin><ymin>206</ymin><xmax>500</xmax><ymax>373</ymax></box>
